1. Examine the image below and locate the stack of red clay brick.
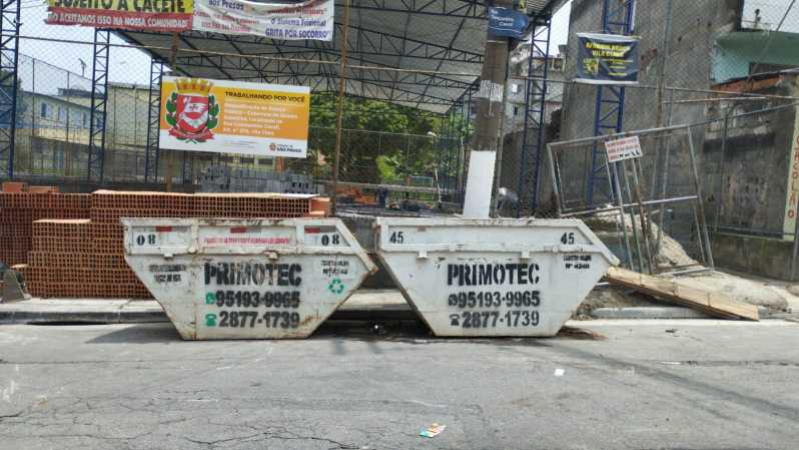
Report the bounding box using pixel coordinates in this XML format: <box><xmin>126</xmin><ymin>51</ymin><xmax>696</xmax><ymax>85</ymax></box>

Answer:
<box><xmin>0</xmin><ymin>182</ymin><xmax>89</xmax><ymax>267</ymax></box>
<box><xmin>1</xmin><ymin>184</ymin><xmax>330</xmax><ymax>299</ymax></box>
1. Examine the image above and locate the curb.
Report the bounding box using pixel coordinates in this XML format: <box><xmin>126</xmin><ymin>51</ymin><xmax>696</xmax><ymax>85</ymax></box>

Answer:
<box><xmin>0</xmin><ymin>309</ymin><xmax>169</xmax><ymax>325</ymax></box>
<box><xmin>0</xmin><ymin>303</ymin><xmax>419</xmax><ymax>325</ymax></box>
<box><xmin>591</xmin><ymin>307</ymin><xmax>712</xmax><ymax>320</ymax></box>
<box><xmin>592</xmin><ymin>305</ymin><xmax>778</xmax><ymax>320</ymax></box>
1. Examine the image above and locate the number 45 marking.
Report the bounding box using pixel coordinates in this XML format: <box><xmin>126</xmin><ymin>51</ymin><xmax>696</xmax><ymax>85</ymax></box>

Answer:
<box><xmin>560</xmin><ymin>232</ymin><xmax>575</xmax><ymax>245</ymax></box>
<box><xmin>389</xmin><ymin>231</ymin><xmax>404</xmax><ymax>244</ymax></box>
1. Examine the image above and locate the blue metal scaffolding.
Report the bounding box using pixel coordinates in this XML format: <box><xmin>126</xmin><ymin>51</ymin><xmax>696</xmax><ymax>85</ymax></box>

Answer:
<box><xmin>586</xmin><ymin>0</ymin><xmax>635</xmax><ymax>206</ymax></box>
<box><xmin>0</xmin><ymin>0</ymin><xmax>20</xmax><ymax>179</ymax></box>
<box><xmin>517</xmin><ymin>14</ymin><xmax>551</xmax><ymax>216</ymax></box>
<box><xmin>87</xmin><ymin>29</ymin><xmax>110</xmax><ymax>182</ymax></box>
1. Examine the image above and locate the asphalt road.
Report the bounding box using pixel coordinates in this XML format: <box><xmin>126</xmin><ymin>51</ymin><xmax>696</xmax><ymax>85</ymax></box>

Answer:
<box><xmin>1</xmin><ymin>320</ymin><xmax>798</xmax><ymax>450</ymax></box>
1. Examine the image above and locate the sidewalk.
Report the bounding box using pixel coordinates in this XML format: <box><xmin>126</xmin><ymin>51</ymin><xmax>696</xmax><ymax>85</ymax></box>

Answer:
<box><xmin>0</xmin><ymin>288</ymin><xmax>792</xmax><ymax>325</ymax></box>
<box><xmin>0</xmin><ymin>290</ymin><xmax>417</xmax><ymax>325</ymax></box>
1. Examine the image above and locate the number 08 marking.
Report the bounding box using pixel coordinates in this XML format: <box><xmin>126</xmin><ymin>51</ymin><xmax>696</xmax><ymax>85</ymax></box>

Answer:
<box><xmin>135</xmin><ymin>234</ymin><xmax>157</xmax><ymax>246</ymax></box>
<box><xmin>321</xmin><ymin>234</ymin><xmax>340</xmax><ymax>246</ymax></box>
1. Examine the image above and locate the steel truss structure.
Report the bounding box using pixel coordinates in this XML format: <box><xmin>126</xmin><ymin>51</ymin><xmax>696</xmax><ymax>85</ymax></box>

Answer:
<box><xmin>586</xmin><ymin>0</ymin><xmax>634</xmax><ymax>206</ymax></box>
<box><xmin>517</xmin><ymin>15</ymin><xmax>551</xmax><ymax>216</ymax></box>
<box><xmin>3</xmin><ymin>0</ymin><xmax>566</xmax><ymax>187</ymax></box>
<box><xmin>0</xmin><ymin>0</ymin><xmax>19</xmax><ymax>179</ymax></box>
<box><xmin>87</xmin><ymin>29</ymin><xmax>110</xmax><ymax>182</ymax></box>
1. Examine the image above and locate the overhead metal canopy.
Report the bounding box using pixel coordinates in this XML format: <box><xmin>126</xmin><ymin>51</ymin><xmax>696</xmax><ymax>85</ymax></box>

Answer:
<box><xmin>116</xmin><ymin>0</ymin><xmax>566</xmax><ymax>114</ymax></box>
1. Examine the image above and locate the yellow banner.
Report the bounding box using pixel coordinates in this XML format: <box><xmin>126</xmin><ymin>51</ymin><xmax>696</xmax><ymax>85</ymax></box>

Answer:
<box><xmin>160</xmin><ymin>77</ymin><xmax>311</xmax><ymax>159</ymax></box>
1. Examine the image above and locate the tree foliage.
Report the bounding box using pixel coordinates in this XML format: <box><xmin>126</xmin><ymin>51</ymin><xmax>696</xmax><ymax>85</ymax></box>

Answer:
<box><xmin>306</xmin><ymin>93</ymin><xmax>461</xmax><ymax>184</ymax></box>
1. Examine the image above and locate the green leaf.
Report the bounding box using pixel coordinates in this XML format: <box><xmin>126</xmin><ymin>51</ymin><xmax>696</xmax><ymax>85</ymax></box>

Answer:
<box><xmin>207</xmin><ymin>118</ymin><xmax>218</xmax><ymax>129</ymax></box>
<box><xmin>166</xmin><ymin>114</ymin><xmax>177</xmax><ymax>127</ymax></box>
<box><xmin>210</xmin><ymin>104</ymin><xmax>220</xmax><ymax>116</ymax></box>
<box><xmin>171</xmin><ymin>92</ymin><xmax>178</xmax><ymax>102</ymax></box>
<box><xmin>165</xmin><ymin>101</ymin><xmax>176</xmax><ymax>113</ymax></box>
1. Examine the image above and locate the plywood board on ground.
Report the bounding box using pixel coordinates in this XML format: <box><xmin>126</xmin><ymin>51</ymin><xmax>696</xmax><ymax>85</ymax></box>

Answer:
<box><xmin>605</xmin><ymin>267</ymin><xmax>759</xmax><ymax>321</ymax></box>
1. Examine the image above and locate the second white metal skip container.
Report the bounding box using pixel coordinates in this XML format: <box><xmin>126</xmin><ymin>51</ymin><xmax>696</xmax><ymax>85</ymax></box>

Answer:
<box><xmin>375</xmin><ymin>217</ymin><xmax>619</xmax><ymax>337</ymax></box>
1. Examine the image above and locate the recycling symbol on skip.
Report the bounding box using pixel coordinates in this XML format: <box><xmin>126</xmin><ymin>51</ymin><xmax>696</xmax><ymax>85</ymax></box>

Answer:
<box><xmin>328</xmin><ymin>278</ymin><xmax>345</xmax><ymax>294</ymax></box>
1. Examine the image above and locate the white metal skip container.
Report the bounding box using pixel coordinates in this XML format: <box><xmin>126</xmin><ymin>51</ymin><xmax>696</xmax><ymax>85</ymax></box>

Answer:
<box><xmin>123</xmin><ymin>218</ymin><xmax>377</xmax><ymax>340</ymax></box>
<box><xmin>375</xmin><ymin>218</ymin><xmax>619</xmax><ymax>337</ymax></box>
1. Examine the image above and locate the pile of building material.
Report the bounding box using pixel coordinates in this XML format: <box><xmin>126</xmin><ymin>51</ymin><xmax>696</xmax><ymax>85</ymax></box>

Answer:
<box><xmin>25</xmin><ymin>219</ymin><xmax>147</xmax><ymax>298</ymax></box>
<box><xmin>584</xmin><ymin>210</ymin><xmax>700</xmax><ymax>270</ymax></box>
<box><xmin>200</xmin><ymin>165</ymin><xmax>325</xmax><ymax>195</ymax></box>
<box><xmin>0</xmin><ymin>182</ymin><xmax>90</xmax><ymax>266</ymax></box>
<box><xmin>1</xmin><ymin>185</ymin><xmax>330</xmax><ymax>299</ymax></box>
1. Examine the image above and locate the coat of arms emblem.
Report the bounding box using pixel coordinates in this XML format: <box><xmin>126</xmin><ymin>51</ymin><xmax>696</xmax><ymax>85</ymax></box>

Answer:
<box><xmin>165</xmin><ymin>78</ymin><xmax>220</xmax><ymax>143</ymax></box>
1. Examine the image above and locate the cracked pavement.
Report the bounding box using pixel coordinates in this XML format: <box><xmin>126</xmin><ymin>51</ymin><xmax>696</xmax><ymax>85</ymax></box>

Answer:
<box><xmin>0</xmin><ymin>320</ymin><xmax>798</xmax><ymax>449</ymax></box>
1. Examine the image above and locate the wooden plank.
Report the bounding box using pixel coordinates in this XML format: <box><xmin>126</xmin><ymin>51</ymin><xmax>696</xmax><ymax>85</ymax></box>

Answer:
<box><xmin>605</xmin><ymin>267</ymin><xmax>759</xmax><ymax>321</ymax></box>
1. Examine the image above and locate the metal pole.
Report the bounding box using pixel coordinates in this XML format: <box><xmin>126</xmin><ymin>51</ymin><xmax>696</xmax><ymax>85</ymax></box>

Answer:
<box><xmin>621</xmin><ymin>159</ymin><xmax>645</xmax><ymax>273</ymax></box>
<box><xmin>714</xmin><ymin>110</ymin><xmax>732</xmax><ymax>231</ymax></box>
<box><xmin>630</xmin><ymin>158</ymin><xmax>655</xmax><ymax>273</ymax></box>
<box><xmin>331</xmin><ymin>0</ymin><xmax>351</xmax><ymax>216</ymax></box>
<box><xmin>654</xmin><ymin>0</ymin><xmax>674</xmax><ymax>130</ymax></box>
<box><xmin>562</xmin><ymin>195</ymin><xmax>699</xmax><ymax>217</ymax></box>
<box><xmin>686</xmin><ymin>127</ymin><xmax>715</xmax><ymax>268</ymax></box>
<box><xmin>791</xmin><ymin>191</ymin><xmax>799</xmax><ymax>281</ymax></box>
<box><xmin>547</xmin><ymin>143</ymin><xmax>562</xmax><ymax>217</ymax></box>
<box><xmin>692</xmin><ymin>202</ymin><xmax>707</xmax><ymax>266</ymax></box>
<box><xmin>612</xmin><ymin>162</ymin><xmax>634</xmax><ymax>268</ymax></box>
<box><xmin>0</xmin><ymin>0</ymin><xmax>20</xmax><ymax>179</ymax></box>
<box><xmin>655</xmin><ymin>88</ymin><xmax>676</xmax><ymax>252</ymax></box>
<box><xmin>165</xmin><ymin>32</ymin><xmax>179</xmax><ymax>192</ymax></box>
<box><xmin>30</xmin><ymin>57</ymin><xmax>34</xmax><ymax>175</ymax></box>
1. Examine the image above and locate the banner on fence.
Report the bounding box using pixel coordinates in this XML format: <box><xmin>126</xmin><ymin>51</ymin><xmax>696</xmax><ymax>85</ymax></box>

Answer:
<box><xmin>783</xmin><ymin>108</ymin><xmax>799</xmax><ymax>240</ymax></box>
<box><xmin>46</xmin><ymin>0</ymin><xmax>194</xmax><ymax>32</ymax></box>
<box><xmin>576</xmin><ymin>33</ymin><xmax>639</xmax><ymax>85</ymax></box>
<box><xmin>160</xmin><ymin>77</ymin><xmax>310</xmax><ymax>158</ymax></box>
<box><xmin>605</xmin><ymin>136</ymin><xmax>642</xmax><ymax>163</ymax></box>
<box><xmin>193</xmin><ymin>0</ymin><xmax>334</xmax><ymax>41</ymax></box>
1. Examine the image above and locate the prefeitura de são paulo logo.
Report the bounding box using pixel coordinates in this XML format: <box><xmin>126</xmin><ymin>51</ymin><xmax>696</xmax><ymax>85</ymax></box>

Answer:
<box><xmin>165</xmin><ymin>78</ymin><xmax>220</xmax><ymax>143</ymax></box>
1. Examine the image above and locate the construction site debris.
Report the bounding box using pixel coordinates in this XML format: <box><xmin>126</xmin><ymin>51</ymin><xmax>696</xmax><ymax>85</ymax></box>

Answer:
<box><xmin>573</xmin><ymin>286</ymin><xmax>660</xmax><ymax>319</ymax></box>
<box><xmin>2</xmin><ymin>268</ymin><xmax>28</xmax><ymax>303</ymax></box>
<box><xmin>666</xmin><ymin>271</ymin><xmax>789</xmax><ymax>311</ymax></box>
<box><xmin>420</xmin><ymin>424</ymin><xmax>446</xmax><ymax>438</ymax></box>
<box><xmin>2</xmin><ymin>181</ymin><xmax>27</xmax><ymax>193</ymax></box>
<box><xmin>585</xmin><ymin>211</ymin><xmax>699</xmax><ymax>270</ymax></box>
<box><xmin>605</xmin><ymin>267</ymin><xmax>759</xmax><ymax>321</ymax></box>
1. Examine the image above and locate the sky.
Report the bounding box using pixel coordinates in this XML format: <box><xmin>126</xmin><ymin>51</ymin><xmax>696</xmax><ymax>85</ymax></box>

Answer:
<box><xmin>17</xmin><ymin>1</ymin><xmax>573</xmax><ymax>86</ymax></box>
